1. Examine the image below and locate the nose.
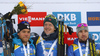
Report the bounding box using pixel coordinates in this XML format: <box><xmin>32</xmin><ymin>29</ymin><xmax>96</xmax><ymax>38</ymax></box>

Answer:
<box><xmin>82</xmin><ymin>31</ymin><xmax>86</xmax><ymax>35</ymax></box>
<box><xmin>25</xmin><ymin>33</ymin><xmax>29</xmax><ymax>36</ymax></box>
<box><xmin>45</xmin><ymin>25</ymin><xmax>50</xmax><ymax>28</ymax></box>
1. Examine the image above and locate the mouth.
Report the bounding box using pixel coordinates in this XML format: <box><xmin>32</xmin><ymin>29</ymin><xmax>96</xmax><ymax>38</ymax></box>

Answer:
<box><xmin>45</xmin><ymin>28</ymin><xmax>50</xmax><ymax>31</ymax></box>
<box><xmin>45</xmin><ymin>29</ymin><xmax>50</xmax><ymax>32</ymax></box>
<box><xmin>23</xmin><ymin>37</ymin><xmax>28</xmax><ymax>39</ymax></box>
<box><xmin>82</xmin><ymin>36</ymin><xmax>86</xmax><ymax>38</ymax></box>
<box><xmin>82</xmin><ymin>35</ymin><xmax>87</xmax><ymax>38</ymax></box>
<box><xmin>45</xmin><ymin>31</ymin><xmax>49</xmax><ymax>34</ymax></box>
<box><xmin>81</xmin><ymin>36</ymin><xmax>88</xmax><ymax>40</ymax></box>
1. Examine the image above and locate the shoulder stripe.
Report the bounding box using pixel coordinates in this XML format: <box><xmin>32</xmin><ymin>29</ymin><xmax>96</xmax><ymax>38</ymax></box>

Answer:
<box><xmin>72</xmin><ymin>44</ymin><xmax>79</xmax><ymax>51</ymax></box>
<box><xmin>36</xmin><ymin>36</ymin><xmax>41</xmax><ymax>45</ymax></box>
<box><xmin>14</xmin><ymin>44</ymin><xmax>20</xmax><ymax>50</ymax></box>
<box><xmin>36</xmin><ymin>36</ymin><xmax>45</xmax><ymax>45</ymax></box>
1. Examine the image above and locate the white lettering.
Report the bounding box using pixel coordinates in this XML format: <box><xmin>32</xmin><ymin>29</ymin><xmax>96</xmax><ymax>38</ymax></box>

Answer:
<box><xmin>71</xmin><ymin>14</ymin><xmax>76</xmax><ymax>21</ymax></box>
<box><xmin>39</xmin><ymin>18</ymin><xmax>42</xmax><ymax>20</ymax></box>
<box><xmin>25</xmin><ymin>18</ymin><xmax>27</xmax><ymax>21</ymax></box>
<box><xmin>67</xmin><ymin>38</ymin><xmax>70</xmax><ymax>40</ymax></box>
<box><xmin>32</xmin><ymin>18</ymin><xmax>35</xmax><ymax>20</ymax></box>
<box><xmin>19</xmin><ymin>18</ymin><xmax>24</xmax><ymax>20</ymax></box>
<box><xmin>64</xmin><ymin>14</ymin><xmax>70</xmax><ymax>21</ymax></box>
<box><xmin>67</xmin><ymin>37</ymin><xmax>77</xmax><ymax>40</ymax></box>
<box><xmin>36</xmin><ymin>18</ymin><xmax>38</xmax><ymax>20</ymax></box>
<box><xmin>57</xmin><ymin>14</ymin><xmax>63</xmax><ymax>19</ymax></box>
<box><xmin>28</xmin><ymin>16</ymin><xmax>31</xmax><ymax>22</ymax></box>
<box><xmin>57</xmin><ymin>13</ymin><xmax>76</xmax><ymax>21</ymax></box>
<box><xmin>70</xmin><ymin>22</ymin><xmax>76</xmax><ymax>25</ymax></box>
<box><xmin>19</xmin><ymin>16</ymin><xmax>45</xmax><ymax>22</ymax></box>
<box><xmin>57</xmin><ymin>14</ymin><xmax>63</xmax><ymax>21</ymax></box>
<box><xmin>93</xmin><ymin>34</ymin><xmax>99</xmax><ymax>41</ymax></box>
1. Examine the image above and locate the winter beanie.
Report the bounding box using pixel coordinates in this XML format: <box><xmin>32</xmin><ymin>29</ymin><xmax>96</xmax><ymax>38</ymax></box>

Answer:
<box><xmin>44</xmin><ymin>14</ymin><xmax>57</xmax><ymax>29</ymax></box>
<box><xmin>17</xmin><ymin>21</ymin><xmax>30</xmax><ymax>33</ymax></box>
<box><xmin>76</xmin><ymin>23</ymin><xmax>88</xmax><ymax>35</ymax></box>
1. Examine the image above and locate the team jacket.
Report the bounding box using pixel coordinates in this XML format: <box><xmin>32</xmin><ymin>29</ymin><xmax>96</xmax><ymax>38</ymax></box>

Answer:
<box><xmin>36</xmin><ymin>29</ymin><xmax>58</xmax><ymax>56</ymax></box>
<box><xmin>13</xmin><ymin>33</ymin><xmax>36</xmax><ymax>56</ymax></box>
<box><xmin>36</xmin><ymin>39</ymin><xmax>57</xmax><ymax>56</ymax></box>
<box><xmin>68</xmin><ymin>38</ymin><xmax>100</xmax><ymax>56</ymax></box>
<box><xmin>2</xmin><ymin>33</ymin><xmax>36</xmax><ymax>56</ymax></box>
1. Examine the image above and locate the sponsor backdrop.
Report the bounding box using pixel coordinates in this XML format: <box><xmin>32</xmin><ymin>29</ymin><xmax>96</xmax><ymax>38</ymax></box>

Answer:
<box><xmin>0</xmin><ymin>0</ymin><xmax>100</xmax><ymax>54</ymax></box>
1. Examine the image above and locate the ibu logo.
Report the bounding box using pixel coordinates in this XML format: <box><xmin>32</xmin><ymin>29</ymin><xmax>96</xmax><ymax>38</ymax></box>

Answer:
<box><xmin>52</xmin><ymin>12</ymin><xmax>81</xmax><ymax>26</ymax></box>
<box><xmin>89</xmin><ymin>32</ymin><xmax>100</xmax><ymax>44</ymax></box>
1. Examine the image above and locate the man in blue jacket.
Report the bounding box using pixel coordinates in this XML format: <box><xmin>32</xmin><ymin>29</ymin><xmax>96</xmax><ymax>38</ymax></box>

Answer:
<box><xmin>2</xmin><ymin>21</ymin><xmax>36</xmax><ymax>56</ymax></box>
<box><xmin>68</xmin><ymin>23</ymin><xmax>100</xmax><ymax>56</ymax></box>
<box><xmin>36</xmin><ymin>14</ymin><xmax>58</xmax><ymax>56</ymax></box>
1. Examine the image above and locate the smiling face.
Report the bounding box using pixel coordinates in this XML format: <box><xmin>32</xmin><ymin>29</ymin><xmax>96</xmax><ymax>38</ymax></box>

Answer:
<box><xmin>18</xmin><ymin>29</ymin><xmax>30</xmax><ymax>43</ymax></box>
<box><xmin>78</xmin><ymin>30</ymin><xmax>89</xmax><ymax>42</ymax></box>
<box><xmin>44</xmin><ymin>22</ymin><xmax>56</xmax><ymax>35</ymax></box>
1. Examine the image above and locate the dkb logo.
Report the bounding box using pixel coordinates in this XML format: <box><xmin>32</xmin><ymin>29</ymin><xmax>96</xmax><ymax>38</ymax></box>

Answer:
<box><xmin>53</xmin><ymin>12</ymin><xmax>81</xmax><ymax>26</ymax></box>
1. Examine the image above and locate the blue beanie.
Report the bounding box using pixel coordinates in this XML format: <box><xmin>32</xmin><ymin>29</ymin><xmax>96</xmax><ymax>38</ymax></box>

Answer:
<box><xmin>17</xmin><ymin>21</ymin><xmax>30</xmax><ymax>33</ymax></box>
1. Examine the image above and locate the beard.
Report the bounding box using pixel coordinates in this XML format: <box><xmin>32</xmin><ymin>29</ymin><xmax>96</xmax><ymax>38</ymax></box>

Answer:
<box><xmin>78</xmin><ymin>35</ymin><xmax>88</xmax><ymax>42</ymax></box>
<box><xmin>79</xmin><ymin>38</ymin><xmax>88</xmax><ymax>44</ymax></box>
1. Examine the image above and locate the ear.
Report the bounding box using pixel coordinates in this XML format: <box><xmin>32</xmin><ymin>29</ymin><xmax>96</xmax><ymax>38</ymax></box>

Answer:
<box><xmin>54</xmin><ymin>28</ymin><xmax>56</xmax><ymax>31</ymax></box>
<box><xmin>17</xmin><ymin>33</ymin><xmax>19</xmax><ymax>35</ymax></box>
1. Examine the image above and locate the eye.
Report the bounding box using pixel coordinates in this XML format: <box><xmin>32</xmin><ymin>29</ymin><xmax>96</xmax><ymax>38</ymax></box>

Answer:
<box><xmin>44</xmin><ymin>24</ymin><xmax>47</xmax><ymax>26</ymax></box>
<box><xmin>22</xmin><ymin>31</ymin><xmax>25</xmax><ymax>33</ymax></box>
<box><xmin>49</xmin><ymin>24</ymin><xmax>52</xmax><ymax>26</ymax></box>
<box><xmin>85</xmin><ymin>30</ymin><xmax>88</xmax><ymax>32</ymax></box>
<box><xmin>28</xmin><ymin>31</ymin><xmax>30</xmax><ymax>33</ymax></box>
<box><xmin>79</xmin><ymin>30</ymin><xmax>82</xmax><ymax>33</ymax></box>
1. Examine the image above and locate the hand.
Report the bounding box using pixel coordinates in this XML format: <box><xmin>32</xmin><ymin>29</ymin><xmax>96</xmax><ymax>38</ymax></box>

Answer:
<box><xmin>64</xmin><ymin>25</ymin><xmax>67</xmax><ymax>34</ymax></box>
<box><xmin>3</xmin><ymin>12</ymin><xmax>13</xmax><ymax>20</ymax></box>
<box><xmin>67</xmin><ymin>26</ymin><xmax>73</xmax><ymax>35</ymax></box>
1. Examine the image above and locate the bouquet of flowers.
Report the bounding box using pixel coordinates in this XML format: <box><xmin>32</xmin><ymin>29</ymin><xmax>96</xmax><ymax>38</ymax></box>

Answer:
<box><xmin>12</xmin><ymin>1</ymin><xmax>28</xmax><ymax>14</ymax></box>
<box><xmin>0</xmin><ymin>1</ymin><xmax>28</xmax><ymax>20</ymax></box>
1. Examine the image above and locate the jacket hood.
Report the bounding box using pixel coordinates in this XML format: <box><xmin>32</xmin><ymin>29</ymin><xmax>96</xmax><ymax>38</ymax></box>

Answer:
<box><xmin>12</xmin><ymin>33</ymin><xmax>33</xmax><ymax>46</ymax></box>
<box><xmin>73</xmin><ymin>38</ymin><xmax>78</xmax><ymax>45</ymax></box>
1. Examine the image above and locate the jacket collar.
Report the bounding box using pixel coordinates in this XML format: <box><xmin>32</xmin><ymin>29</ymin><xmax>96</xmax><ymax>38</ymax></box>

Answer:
<box><xmin>41</xmin><ymin>29</ymin><xmax>58</xmax><ymax>41</ymax></box>
<box><xmin>12</xmin><ymin>33</ymin><xmax>33</xmax><ymax>46</ymax></box>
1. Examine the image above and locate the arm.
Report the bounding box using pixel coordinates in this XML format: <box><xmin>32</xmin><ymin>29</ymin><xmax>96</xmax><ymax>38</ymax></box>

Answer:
<box><xmin>68</xmin><ymin>45</ymin><xmax>74</xmax><ymax>56</ymax></box>
<box><xmin>4</xmin><ymin>12</ymin><xmax>16</xmax><ymax>34</ymax></box>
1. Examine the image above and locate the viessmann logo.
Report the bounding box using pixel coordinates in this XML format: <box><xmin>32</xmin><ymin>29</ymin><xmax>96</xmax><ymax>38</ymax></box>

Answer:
<box><xmin>18</xmin><ymin>12</ymin><xmax>47</xmax><ymax>26</ymax></box>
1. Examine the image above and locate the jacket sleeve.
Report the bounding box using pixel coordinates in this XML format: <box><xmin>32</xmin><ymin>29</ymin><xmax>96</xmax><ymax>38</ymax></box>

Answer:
<box><xmin>68</xmin><ymin>45</ymin><xmax>74</xmax><ymax>56</ymax></box>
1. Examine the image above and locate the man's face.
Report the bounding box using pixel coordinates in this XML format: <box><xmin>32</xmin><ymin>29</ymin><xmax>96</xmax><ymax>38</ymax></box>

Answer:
<box><xmin>78</xmin><ymin>30</ymin><xmax>88</xmax><ymax>42</ymax></box>
<box><xmin>18</xmin><ymin>29</ymin><xmax>30</xmax><ymax>43</ymax></box>
<box><xmin>44</xmin><ymin>22</ymin><xmax>56</xmax><ymax>35</ymax></box>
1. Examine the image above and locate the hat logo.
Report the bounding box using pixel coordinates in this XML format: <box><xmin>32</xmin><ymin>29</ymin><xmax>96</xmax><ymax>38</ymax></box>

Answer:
<box><xmin>24</xmin><ymin>23</ymin><xmax>29</xmax><ymax>26</ymax></box>
<box><xmin>81</xmin><ymin>26</ymin><xmax>84</xmax><ymax>29</ymax></box>
<box><xmin>27</xmin><ymin>26</ymin><xmax>29</xmax><ymax>29</ymax></box>
<box><xmin>49</xmin><ymin>19</ymin><xmax>51</xmax><ymax>21</ymax></box>
<box><xmin>17</xmin><ymin>29</ymin><xmax>20</xmax><ymax>32</ymax></box>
